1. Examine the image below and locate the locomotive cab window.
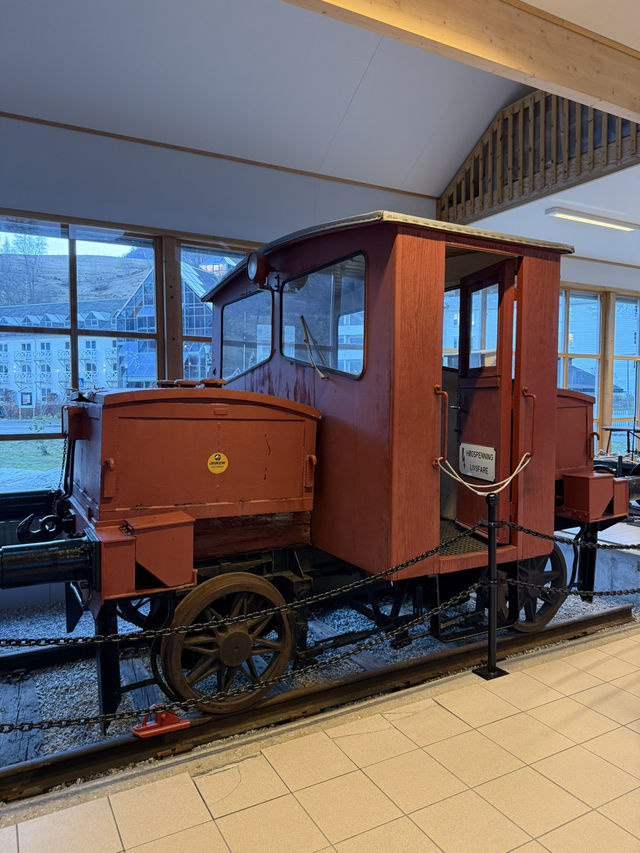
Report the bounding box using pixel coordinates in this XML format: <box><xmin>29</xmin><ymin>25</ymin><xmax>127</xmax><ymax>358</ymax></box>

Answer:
<box><xmin>221</xmin><ymin>290</ymin><xmax>273</xmax><ymax>380</ymax></box>
<box><xmin>281</xmin><ymin>253</ymin><xmax>365</xmax><ymax>377</ymax></box>
<box><xmin>469</xmin><ymin>282</ymin><xmax>499</xmax><ymax>368</ymax></box>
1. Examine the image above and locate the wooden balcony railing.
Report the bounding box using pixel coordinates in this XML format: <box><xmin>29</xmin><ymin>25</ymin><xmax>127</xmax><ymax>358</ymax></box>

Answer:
<box><xmin>437</xmin><ymin>91</ymin><xmax>640</xmax><ymax>224</ymax></box>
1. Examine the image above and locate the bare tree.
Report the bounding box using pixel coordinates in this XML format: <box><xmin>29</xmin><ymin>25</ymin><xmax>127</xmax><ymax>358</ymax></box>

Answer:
<box><xmin>11</xmin><ymin>233</ymin><xmax>47</xmax><ymax>301</ymax></box>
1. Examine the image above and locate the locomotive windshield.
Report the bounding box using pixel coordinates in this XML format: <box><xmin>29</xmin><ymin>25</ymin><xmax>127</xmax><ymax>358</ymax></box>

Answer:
<box><xmin>221</xmin><ymin>289</ymin><xmax>272</xmax><ymax>380</ymax></box>
<box><xmin>281</xmin><ymin>253</ymin><xmax>365</xmax><ymax>377</ymax></box>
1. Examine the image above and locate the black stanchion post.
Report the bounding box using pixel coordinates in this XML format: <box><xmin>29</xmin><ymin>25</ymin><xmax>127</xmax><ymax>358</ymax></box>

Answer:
<box><xmin>474</xmin><ymin>492</ymin><xmax>508</xmax><ymax>680</ymax></box>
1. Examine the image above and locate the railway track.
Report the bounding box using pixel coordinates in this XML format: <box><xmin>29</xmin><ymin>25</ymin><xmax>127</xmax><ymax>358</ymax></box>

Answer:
<box><xmin>0</xmin><ymin>605</ymin><xmax>634</xmax><ymax>804</ymax></box>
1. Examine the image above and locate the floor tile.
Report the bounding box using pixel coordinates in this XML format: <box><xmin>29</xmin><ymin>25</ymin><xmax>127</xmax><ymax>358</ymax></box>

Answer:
<box><xmin>614</xmin><ymin>644</ymin><xmax>640</xmax><ymax>667</ymax></box>
<box><xmin>509</xmin><ymin>844</ymin><xmax>547</xmax><ymax>852</ymax></box>
<box><xmin>482</xmin><ymin>670</ymin><xmax>564</xmax><ymax>710</ymax></box>
<box><xmin>598</xmin><ymin>787</ymin><xmax>640</xmax><ymax>839</ymax></box>
<box><xmin>479</xmin><ymin>712</ymin><xmax>574</xmax><ymax>763</ymax></box>
<box><xmin>216</xmin><ymin>793</ymin><xmax>328</xmax><ymax>853</ymax></box>
<box><xmin>383</xmin><ymin>698</ymin><xmax>471</xmax><ymax>745</ymax></box>
<box><xmin>295</xmin><ymin>771</ymin><xmax>401</xmax><ymax>844</ymax></box>
<box><xmin>583</xmin><ymin>727</ymin><xmax>640</xmax><ymax>778</ymax></box>
<box><xmin>0</xmin><ymin>825</ymin><xmax>18</xmax><ymax>853</ymax></box>
<box><xmin>532</xmin><ymin>744</ymin><xmax>638</xmax><ymax>807</ymax></box>
<box><xmin>411</xmin><ymin>789</ymin><xmax>529</xmax><ymax>853</ymax></box>
<box><xmin>599</xmin><ymin>637</ymin><xmax>640</xmax><ymax>658</ymax></box>
<box><xmin>326</xmin><ymin>713</ymin><xmax>417</xmax><ymax>766</ymax></box>
<box><xmin>537</xmin><ymin>810</ymin><xmax>640</xmax><ymax>852</ymax></box>
<box><xmin>423</xmin><ymin>729</ymin><xmax>523</xmax><ymax>786</ymax></box>
<box><xmin>573</xmin><ymin>682</ymin><xmax>640</xmax><ymax>724</ymax></box>
<box><xmin>363</xmin><ymin>748</ymin><xmax>466</xmax><ymax>812</ymax></box>
<box><xmin>476</xmin><ymin>767</ymin><xmax>589</xmax><ymax>836</ymax></box>
<box><xmin>564</xmin><ymin>648</ymin><xmax>637</xmax><ymax>681</ymax></box>
<box><xmin>109</xmin><ymin>772</ymin><xmax>210</xmax><ymax>849</ymax></box>
<box><xmin>628</xmin><ymin>718</ymin><xmax>640</xmax><ymax>733</ymax></box>
<box><xmin>262</xmin><ymin>731</ymin><xmax>356</xmax><ymax>790</ymax></box>
<box><xmin>194</xmin><ymin>754</ymin><xmax>288</xmax><ymax>817</ymax></box>
<box><xmin>527</xmin><ymin>696</ymin><xmax>618</xmax><ymax>742</ymax></box>
<box><xmin>17</xmin><ymin>798</ymin><xmax>122</xmax><ymax>853</ymax></box>
<box><xmin>524</xmin><ymin>659</ymin><xmax>602</xmax><ymax>695</ymax></box>
<box><xmin>334</xmin><ymin>817</ymin><xmax>439</xmax><ymax>852</ymax></box>
<box><xmin>433</xmin><ymin>684</ymin><xmax>519</xmax><ymax>728</ymax></box>
<box><xmin>122</xmin><ymin>821</ymin><xmax>227</xmax><ymax>853</ymax></box>
<box><xmin>611</xmin><ymin>669</ymin><xmax>640</xmax><ymax>698</ymax></box>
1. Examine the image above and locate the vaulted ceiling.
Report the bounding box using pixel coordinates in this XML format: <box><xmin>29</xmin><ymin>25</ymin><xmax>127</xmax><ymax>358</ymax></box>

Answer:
<box><xmin>1</xmin><ymin>0</ymin><xmax>638</xmax><ymax>269</ymax></box>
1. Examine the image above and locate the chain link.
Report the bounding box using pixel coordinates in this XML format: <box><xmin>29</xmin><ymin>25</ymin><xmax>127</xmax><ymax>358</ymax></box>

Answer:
<box><xmin>56</xmin><ymin>434</ymin><xmax>69</xmax><ymax>498</ymax></box>
<box><xmin>0</xmin><ymin>524</ymin><xmax>483</xmax><ymax>649</ymax></box>
<box><xmin>2</xmin><ymin>519</ymin><xmax>639</xmax><ymax>733</ymax></box>
<box><xmin>0</xmin><ymin>583</ymin><xmax>480</xmax><ymax>733</ymax></box>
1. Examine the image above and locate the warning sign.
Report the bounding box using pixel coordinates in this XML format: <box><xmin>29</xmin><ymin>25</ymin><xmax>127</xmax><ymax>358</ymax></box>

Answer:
<box><xmin>207</xmin><ymin>452</ymin><xmax>229</xmax><ymax>474</ymax></box>
<box><xmin>459</xmin><ymin>443</ymin><xmax>496</xmax><ymax>482</ymax></box>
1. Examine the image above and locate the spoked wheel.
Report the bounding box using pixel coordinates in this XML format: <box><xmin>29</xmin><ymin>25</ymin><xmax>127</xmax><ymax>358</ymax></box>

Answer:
<box><xmin>514</xmin><ymin>545</ymin><xmax>568</xmax><ymax>632</ymax></box>
<box><xmin>117</xmin><ymin>594</ymin><xmax>174</xmax><ymax>631</ymax></box>
<box><xmin>160</xmin><ymin>573</ymin><xmax>292</xmax><ymax>713</ymax></box>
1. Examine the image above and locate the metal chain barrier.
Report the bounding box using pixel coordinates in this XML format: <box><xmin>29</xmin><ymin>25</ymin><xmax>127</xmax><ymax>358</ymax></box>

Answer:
<box><xmin>0</xmin><ymin>582</ymin><xmax>480</xmax><ymax>733</ymax></box>
<box><xmin>0</xmin><ymin>524</ymin><xmax>483</xmax><ymax>649</ymax></box>
<box><xmin>492</xmin><ymin>520</ymin><xmax>640</xmax><ymax>596</ymax></box>
<box><xmin>1</xmin><ymin>519</ymin><xmax>639</xmax><ymax>732</ymax></box>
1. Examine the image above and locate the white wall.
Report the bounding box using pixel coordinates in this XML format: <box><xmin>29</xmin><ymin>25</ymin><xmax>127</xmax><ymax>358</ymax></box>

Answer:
<box><xmin>0</xmin><ymin>117</ymin><xmax>435</xmax><ymax>244</ymax></box>
<box><xmin>561</xmin><ymin>256</ymin><xmax>640</xmax><ymax>293</ymax></box>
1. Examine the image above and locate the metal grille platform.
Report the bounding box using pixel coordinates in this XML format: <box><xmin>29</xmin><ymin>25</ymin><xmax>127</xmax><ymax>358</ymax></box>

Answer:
<box><xmin>439</xmin><ymin>518</ymin><xmax>487</xmax><ymax>555</ymax></box>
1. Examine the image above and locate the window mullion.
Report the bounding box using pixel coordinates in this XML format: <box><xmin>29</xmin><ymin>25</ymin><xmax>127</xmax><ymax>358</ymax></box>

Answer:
<box><xmin>68</xmin><ymin>234</ymin><xmax>79</xmax><ymax>392</ymax></box>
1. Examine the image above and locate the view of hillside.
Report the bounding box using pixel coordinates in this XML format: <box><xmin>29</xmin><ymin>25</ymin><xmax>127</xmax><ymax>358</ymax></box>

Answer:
<box><xmin>0</xmin><ymin>255</ymin><xmax>154</xmax><ymax>307</ymax></box>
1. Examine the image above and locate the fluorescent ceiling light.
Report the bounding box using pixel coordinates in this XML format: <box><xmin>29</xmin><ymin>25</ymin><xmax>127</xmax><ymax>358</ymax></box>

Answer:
<box><xmin>545</xmin><ymin>207</ymin><xmax>638</xmax><ymax>232</ymax></box>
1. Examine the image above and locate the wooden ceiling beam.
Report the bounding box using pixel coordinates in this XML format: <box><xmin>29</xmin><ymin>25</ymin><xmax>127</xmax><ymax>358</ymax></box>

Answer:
<box><xmin>283</xmin><ymin>0</ymin><xmax>640</xmax><ymax>123</ymax></box>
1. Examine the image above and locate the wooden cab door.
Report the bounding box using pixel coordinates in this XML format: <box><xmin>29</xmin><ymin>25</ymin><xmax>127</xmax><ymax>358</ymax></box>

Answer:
<box><xmin>456</xmin><ymin>259</ymin><xmax>516</xmax><ymax>541</ymax></box>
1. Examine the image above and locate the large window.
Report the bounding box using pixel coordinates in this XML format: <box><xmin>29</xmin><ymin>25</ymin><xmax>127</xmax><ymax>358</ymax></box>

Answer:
<box><xmin>608</xmin><ymin>297</ymin><xmax>640</xmax><ymax>454</ymax></box>
<box><xmin>281</xmin><ymin>254</ymin><xmax>365</xmax><ymax>377</ymax></box>
<box><xmin>557</xmin><ymin>290</ymin><xmax>601</xmax><ymax>433</ymax></box>
<box><xmin>222</xmin><ymin>291</ymin><xmax>272</xmax><ymax>380</ymax></box>
<box><xmin>180</xmin><ymin>244</ymin><xmax>243</xmax><ymax>380</ymax></box>
<box><xmin>0</xmin><ymin>216</ymin><xmax>248</xmax><ymax>491</ymax></box>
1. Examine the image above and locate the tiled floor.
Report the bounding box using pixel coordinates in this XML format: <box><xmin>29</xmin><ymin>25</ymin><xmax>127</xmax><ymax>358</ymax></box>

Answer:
<box><xmin>2</xmin><ymin>625</ymin><xmax>640</xmax><ymax>853</ymax></box>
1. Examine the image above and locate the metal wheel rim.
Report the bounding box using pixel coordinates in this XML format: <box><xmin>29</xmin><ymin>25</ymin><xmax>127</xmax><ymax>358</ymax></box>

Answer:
<box><xmin>513</xmin><ymin>545</ymin><xmax>568</xmax><ymax>633</ymax></box>
<box><xmin>160</xmin><ymin>573</ymin><xmax>292</xmax><ymax>714</ymax></box>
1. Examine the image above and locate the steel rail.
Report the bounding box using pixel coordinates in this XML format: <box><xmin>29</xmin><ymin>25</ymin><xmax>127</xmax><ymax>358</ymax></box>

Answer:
<box><xmin>0</xmin><ymin>605</ymin><xmax>634</xmax><ymax>804</ymax></box>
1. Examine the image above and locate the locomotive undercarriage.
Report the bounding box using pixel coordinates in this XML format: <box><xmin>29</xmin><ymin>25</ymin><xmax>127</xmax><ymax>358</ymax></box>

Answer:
<box><xmin>99</xmin><ymin>541</ymin><xmax>570</xmax><ymax>717</ymax></box>
<box><xmin>1</xmin><ymin>493</ymin><xmax>570</xmax><ymax>722</ymax></box>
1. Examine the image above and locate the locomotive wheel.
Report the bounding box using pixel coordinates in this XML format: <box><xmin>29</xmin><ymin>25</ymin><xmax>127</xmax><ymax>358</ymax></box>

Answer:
<box><xmin>513</xmin><ymin>545</ymin><xmax>568</xmax><ymax>632</ymax></box>
<box><xmin>160</xmin><ymin>573</ymin><xmax>292</xmax><ymax>713</ymax></box>
<box><xmin>117</xmin><ymin>594</ymin><xmax>174</xmax><ymax>630</ymax></box>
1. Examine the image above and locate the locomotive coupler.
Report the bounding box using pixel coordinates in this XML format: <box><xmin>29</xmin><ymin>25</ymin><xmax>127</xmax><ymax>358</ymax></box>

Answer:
<box><xmin>16</xmin><ymin>490</ymin><xmax>76</xmax><ymax>544</ymax></box>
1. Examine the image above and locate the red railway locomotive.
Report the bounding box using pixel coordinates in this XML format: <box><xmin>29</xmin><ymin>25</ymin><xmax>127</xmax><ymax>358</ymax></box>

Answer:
<box><xmin>0</xmin><ymin>211</ymin><xmax>631</xmax><ymax>717</ymax></box>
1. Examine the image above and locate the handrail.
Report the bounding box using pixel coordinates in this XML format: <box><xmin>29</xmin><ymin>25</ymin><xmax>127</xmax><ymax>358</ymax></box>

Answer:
<box><xmin>433</xmin><ymin>385</ymin><xmax>448</xmax><ymax>467</ymax></box>
<box><xmin>437</xmin><ymin>90</ymin><xmax>640</xmax><ymax>225</ymax></box>
<box><xmin>522</xmin><ymin>386</ymin><xmax>537</xmax><ymax>457</ymax></box>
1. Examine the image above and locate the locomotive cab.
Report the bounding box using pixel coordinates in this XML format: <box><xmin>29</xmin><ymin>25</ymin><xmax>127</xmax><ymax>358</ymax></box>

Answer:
<box><xmin>206</xmin><ymin>211</ymin><xmax>629</xmax><ymax>636</ymax></box>
<box><xmin>208</xmin><ymin>214</ymin><xmax>560</xmax><ymax>576</ymax></box>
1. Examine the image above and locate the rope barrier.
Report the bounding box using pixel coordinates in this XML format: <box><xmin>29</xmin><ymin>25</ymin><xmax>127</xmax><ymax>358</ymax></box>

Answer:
<box><xmin>437</xmin><ymin>453</ymin><xmax>531</xmax><ymax>495</ymax></box>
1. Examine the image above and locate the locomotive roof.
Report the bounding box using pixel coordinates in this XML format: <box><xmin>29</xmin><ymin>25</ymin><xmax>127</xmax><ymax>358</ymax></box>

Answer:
<box><xmin>202</xmin><ymin>210</ymin><xmax>574</xmax><ymax>302</ymax></box>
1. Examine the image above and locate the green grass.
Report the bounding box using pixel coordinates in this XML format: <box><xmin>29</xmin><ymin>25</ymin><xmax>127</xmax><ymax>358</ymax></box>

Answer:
<box><xmin>1</xmin><ymin>439</ymin><xmax>64</xmax><ymax>471</ymax></box>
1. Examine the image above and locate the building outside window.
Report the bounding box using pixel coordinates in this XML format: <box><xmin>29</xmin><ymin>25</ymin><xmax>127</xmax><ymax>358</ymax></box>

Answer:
<box><xmin>0</xmin><ymin>216</ymin><xmax>245</xmax><ymax>492</ymax></box>
<box><xmin>557</xmin><ymin>289</ymin><xmax>602</xmax><ymax>438</ymax></box>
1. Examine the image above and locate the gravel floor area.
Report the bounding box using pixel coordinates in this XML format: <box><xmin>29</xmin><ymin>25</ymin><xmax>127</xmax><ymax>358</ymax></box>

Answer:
<box><xmin>1</xmin><ymin>576</ymin><xmax>637</xmax><ymax>767</ymax></box>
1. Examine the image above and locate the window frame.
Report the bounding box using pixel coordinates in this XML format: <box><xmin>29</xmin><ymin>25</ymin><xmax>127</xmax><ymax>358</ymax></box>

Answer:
<box><xmin>0</xmin><ymin>210</ymin><xmax>255</xmax><ymax>468</ymax></box>
<box><xmin>221</xmin><ymin>289</ymin><xmax>274</xmax><ymax>381</ymax></box>
<box><xmin>557</xmin><ymin>288</ymin><xmax>603</xmax><ymax>438</ymax></box>
<box><xmin>280</xmin><ymin>251</ymin><xmax>367</xmax><ymax>380</ymax></box>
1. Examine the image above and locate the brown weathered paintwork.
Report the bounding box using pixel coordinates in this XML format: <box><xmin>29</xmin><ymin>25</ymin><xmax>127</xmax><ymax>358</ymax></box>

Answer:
<box><xmin>64</xmin><ymin>387</ymin><xmax>319</xmax><ymax>603</ymax></box>
<box><xmin>208</xmin><ymin>214</ymin><xmax>582</xmax><ymax>580</ymax></box>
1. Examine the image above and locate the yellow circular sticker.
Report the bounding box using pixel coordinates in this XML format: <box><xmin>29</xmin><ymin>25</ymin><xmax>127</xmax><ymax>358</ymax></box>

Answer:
<box><xmin>207</xmin><ymin>452</ymin><xmax>229</xmax><ymax>474</ymax></box>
